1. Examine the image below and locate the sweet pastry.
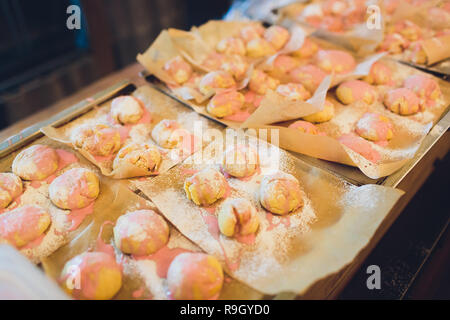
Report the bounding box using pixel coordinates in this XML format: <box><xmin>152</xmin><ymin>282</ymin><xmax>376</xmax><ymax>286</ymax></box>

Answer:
<box><xmin>339</xmin><ymin>133</ymin><xmax>381</xmax><ymax>163</ymax></box>
<box><xmin>264</xmin><ymin>25</ymin><xmax>290</xmax><ymax>51</ymax></box>
<box><xmin>246</xmin><ymin>37</ymin><xmax>276</xmax><ymax>58</ymax></box>
<box><xmin>403</xmin><ymin>74</ymin><xmax>441</xmax><ymax>108</ymax></box>
<box><xmin>112</xmin><ymin>143</ymin><xmax>161</xmax><ymax>176</ymax></box>
<box><xmin>355</xmin><ymin>113</ymin><xmax>394</xmax><ymax>142</ymax></box>
<box><xmin>221</xmin><ymin>145</ymin><xmax>259</xmax><ymax>178</ymax></box>
<box><xmin>363</xmin><ymin>61</ymin><xmax>392</xmax><ymax>85</ymax></box>
<box><xmin>110</xmin><ymin>96</ymin><xmax>144</xmax><ymax>125</ymax></box>
<box><xmin>405</xmin><ymin>41</ymin><xmax>427</xmax><ymax>65</ymax></box>
<box><xmin>249</xmin><ymin>70</ymin><xmax>279</xmax><ymax>95</ymax></box>
<box><xmin>240</xmin><ymin>24</ymin><xmax>265</xmax><ymax>42</ymax></box>
<box><xmin>259</xmin><ymin>171</ymin><xmax>303</xmax><ymax>215</ymax></box>
<box><xmin>0</xmin><ymin>205</ymin><xmax>51</xmax><ymax>248</ymax></box>
<box><xmin>220</xmin><ymin>54</ymin><xmax>248</xmax><ymax>80</ymax></box>
<box><xmin>336</xmin><ymin>80</ymin><xmax>377</xmax><ymax>105</ymax></box>
<box><xmin>113</xmin><ymin>209</ymin><xmax>169</xmax><ymax>256</ymax></box>
<box><xmin>60</xmin><ymin>251</ymin><xmax>122</xmax><ymax>300</ymax></box>
<box><xmin>0</xmin><ymin>173</ymin><xmax>23</xmax><ymax>208</ymax></box>
<box><xmin>302</xmin><ymin>99</ymin><xmax>335</xmax><ymax>123</ymax></box>
<box><xmin>272</xmin><ymin>55</ymin><xmax>300</xmax><ymax>76</ymax></box>
<box><xmin>378</xmin><ymin>33</ymin><xmax>409</xmax><ymax>54</ymax></box>
<box><xmin>198</xmin><ymin>71</ymin><xmax>236</xmax><ymax>95</ymax></box>
<box><xmin>167</xmin><ymin>252</ymin><xmax>224</xmax><ymax>300</ymax></box>
<box><xmin>12</xmin><ymin>144</ymin><xmax>59</xmax><ymax>181</ymax></box>
<box><xmin>291</xmin><ymin>38</ymin><xmax>319</xmax><ymax>59</ymax></box>
<box><xmin>207</xmin><ymin>90</ymin><xmax>245</xmax><ymax>118</ymax></box>
<box><xmin>184</xmin><ymin>168</ymin><xmax>228</xmax><ymax>206</ymax></box>
<box><xmin>216</xmin><ymin>37</ymin><xmax>246</xmax><ymax>56</ymax></box>
<box><xmin>151</xmin><ymin>119</ymin><xmax>187</xmax><ymax>149</ymax></box>
<box><xmin>218</xmin><ymin>198</ymin><xmax>259</xmax><ymax>237</ymax></box>
<box><xmin>290</xmin><ymin>64</ymin><xmax>327</xmax><ymax>93</ymax></box>
<box><xmin>389</xmin><ymin>20</ymin><xmax>422</xmax><ymax>41</ymax></box>
<box><xmin>276</xmin><ymin>83</ymin><xmax>311</xmax><ymax>101</ymax></box>
<box><xmin>71</xmin><ymin>124</ymin><xmax>121</xmax><ymax>157</ymax></box>
<box><xmin>315</xmin><ymin>50</ymin><xmax>356</xmax><ymax>74</ymax></box>
<box><xmin>288</xmin><ymin>120</ymin><xmax>321</xmax><ymax>135</ymax></box>
<box><xmin>383</xmin><ymin>88</ymin><xmax>420</xmax><ymax>115</ymax></box>
<box><xmin>164</xmin><ymin>56</ymin><xmax>193</xmax><ymax>84</ymax></box>
<box><xmin>202</xmin><ymin>52</ymin><xmax>227</xmax><ymax>70</ymax></box>
<box><xmin>49</xmin><ymin>168</ymin><xmax>99</xmax><ymax>210</ymax></box>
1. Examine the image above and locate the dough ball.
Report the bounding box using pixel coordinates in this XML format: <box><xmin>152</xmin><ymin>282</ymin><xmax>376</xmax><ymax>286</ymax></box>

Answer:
<box><xmin>60</xmin><ymin>252</ymin><xmax>122</xmax><ymax>300</ymax></box>
<box><xmin>405</xmin><ymin>41</ymin><xmax>427</xmax><ymax>65</ymax></box>
<box><xmin>363</xmin><ymin>61</ymin><xmax>392</xmax><ymax>85</ymax></box>
<box><xmin>403</xmin><ymin>74</ymin><xmax>441</xmax><ymax>108</ymax></box>
<box><xmin>288</xmin><ymin>120</ymin><xmax>321</xmax><ymax>135</ymax></box>
<box><xmin>264</xmin><ymin>25</ymin><xmax>290</xmax><ymax>50</ymax></box>
<box><xmin>246</xmin><ymin>37</ymin><xmax>276</xmax><ymax>58</ymax></box>
<box><xmin>113</xmin><ymin>209</ymin><xmax>169</xmax><ymax>256</ymax></box>
<box><xmin>218</xmin><ymin>198</ymin><xmax>259</xmax><ymax>237</ymax></box>
<box><xmin>221</xmin><ymin>145</ymin><xmax>259</xmax><ymax>178</ymax></box>
<box><xmin>49</xmin><ymin>168</ymin><xmax>99</xmax><ymax>210</ymax></box>
<box><xmin>259</xmin><ymin>171</ymin><xmax>303</xmax><ymax>215</ymax></box>
<box><xmin>164</xmin><ymin>56</ymin><xmax>193</xmax><ymax>84</ymax></box>
<box><xmin>198</xmin><ymin>71</ymin><xmax>235</xmax><ymax>95</ymax></box>
<box><xmin>110</xmin><ymin>96</ymin><xmax>144</xmax><ymax>125</ymax></box>
<box><xmin>378</xmin><ymin>33</ymin><xmax>409</xmax><ymax>54</ymax></box>
<box><xmin>0</xmin><ymin>205</ymin><xmax>51</xmax><ymax>248</ymax></box>
<box><xmin>216</xmin><ymin>37</ymin><xmax>246</xmax><ymax>56</ymax></box>
<box><xmin>184</xmin><ymin>168</ymin><xmax>228</xmax><ymax>206</ymax></box>
<box><xmin>302</xmin><ymin>99</ymin><xmax>335</xmax><ymax>123</ymax></box>
<box><xmin>12</xmin><ymin>144</ymin><xmax>59</xmax><ymax>181</ymax></box>
<box><xmin>207</xmin><ymin>90</ymin><xmax>245</xmax><ymax>118</ymax></box>
<box><xmin>151</xmin><ymin>119</ymin><xmax>186</xmax><ymax>149</ymax></box>
<box><xmin>167</xmin><ymin>253</ymin><xmax>223</xmax><ymax>300</ymax></box>
<box><xmin>276</xmin><ymin>83</ymin><xmax>311</xmax><ymax>101</ymax></box>
<box><xmin>0</xmin><ymin>173</ymin><xmax>22</xmax><ymax>208</ymax></box>
<box><xmin>290</xmin><ymin>64</ymin><xmax>327</xmax><ymax>93</ymax></box>
<box><xmin>384</xmin><ymin>88</ymin><xmax>420</xmax><ymax>115</ymax></box>
<box><xmin>239</xmin><ymin>24</ymin><xmax>265</xmax><ymax>43</ymax></box>
<box><xmin>389</xmin><ymin>20</ymin><xmax>422</xmax><ymax>41</ymax></box>
<box><xmin>292</xmin><ymin>37</ymin><xmax>319</xmax><ymax>59</ymax></box>
<box><xmin>336</xmin><ymin>80</ymin><xmax>377</xmax><ymax>105</ymax></box>
<box><xmin>272</xmin><ymin>55</ymin><xmax>300</xmax><ymax>77</ymax></box>
<box><xmin>220</xmin><ymin>54</ymin><xmax>248</xmax><ymax>80</ymax></box>
<box><xmin>355</xmin><ymin>112</ymin><xmax>394</xmax><ymax>142</ymax></box>
<box><xmin>249</xmin><ymin>70</ymin><xmax>279</xmax><ymax>95</ymax></box>
<box><xmin>315</xmin><ymin>50</ymin><xmax>356</xmax><ymax>74</ymax></box>
<box><xmin>112</xmin><ymin>143</ymin><xmax>161</xmax><ymax>176</ymax></box>
<box><xmin>71</xmin><ymin>124</ymin><xmax>121</xmax><ymax>157</ymax></box>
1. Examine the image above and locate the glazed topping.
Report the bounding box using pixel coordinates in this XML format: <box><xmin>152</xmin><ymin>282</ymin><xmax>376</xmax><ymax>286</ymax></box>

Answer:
<box><xmin>276</xmin><ymin>83</ymin><xmax>311</xmax><ymax>101</ymax></box>
<box><xmin>71</xmin><ymin>124</ymin><xmax>121</xmax><ymax>157</ymax></box>
<box><xmin>315</xmin><ymin>50</ymin><xmax>356</xmax><ymax>74</ymax></box>
<box><xmin>292</xmin><ymin>38</ymin><xmax>319</xmax><ymax>59</ymax></box>
<box><xmin>288</xmin><ymin>120</ymin><xmax>321</xmax><ymax>135</ymax></box>
<box><xmin>290</xmin><ymin>64</ymin><xmax>327</xmax><ymax>93</ymax></box>
<box><xmin>272</xmin><ymin>55</ymin><xmax>300</xmax><ymax>75</ymax></box>
<box><xmin>249</xmin><ymin>70</ymin><xmax>279</xmax><ymax>95</ymax></box>
<box><xmin>164</xmin><ymin>56</ymin><xmax>193</xmax><ymax>84</ymax></box>
<box><xmin>184</xmin><ymin>168</ymin><xmax>228</xmax><ymax>206</ymax></box>
<box><xmin>339</xmin><ymin>133</ymin><xmax>381</xmax><ymax>163</ymax></box>
<box><xmin>355</xmin><ymin>113</ymin><xmax>394</xmax><ymax>142</ymax></box>
<box><xmin>0</xmin><ymin>173</ymin><xmax>23</xmax><ymax>208</ymax></box>
<box><xmin>207</xmin><ymin>90</ymin><xmax>245</xmax><ymax>118</ymax></box>
<box><xmin>403</xmin><ymin>74</ymin><xmax>441</xmax><ymax>106</ymax></box>
<box><xmin>384</xmin><ymin>88</ymin><xmax>420</xmax><ymax>115</ymax></box>
<box><xmin>198</xmin><ymin>71</ymin><xmax>236</xmax><ymax>95</ymax></box>
<box><xmin>363</xmin><ymin>62</ymin><xmax>392</xmax><ymax>85</ymax></box>
<box><xmin>12</xmin><ymin>145</ymin><xmax>59</xmax><ymax>181</ymax></box>
<box><xmin>336</xmin><ymin>80</ymin><xmax>377</xmax><ymax>105</ymax></box>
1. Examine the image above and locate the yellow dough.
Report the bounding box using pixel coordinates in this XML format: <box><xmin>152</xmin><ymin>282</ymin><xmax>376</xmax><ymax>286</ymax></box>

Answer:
<box><xmin>184</xmin><ymin>168</ymin><xmax>227</xmax><ymax>206</ymax></box>
<box><xmin>110</xmin><ymin>96</ymin><xmax>144</xmax><ymax>124</ymax></box>
<box><xmin>12</xmin><ymin>144</ymin><xmax>59</xmax><ymax>181</ymax></box>
<box><xmin>112</xmin><ymin>143</ymin><xmax>161</xmax><ymax>176</ymax></box>
<box><xmin>221</xmin><ymin>145</ymin><xmax>259</xmax><ymax>178</ymax></box>
<box><xmin>151</xmin><ymin>119</ymin><xmax>185</xmax><ymax>149</ymax></box>
<box><xmin>302</xmin><ymin>99</ymin><xmax>335</xmax><ymax>123</ymax></box>
<box><xmin>218</xmin><ymin>198</ymin><xmax>259</xmax><ymax>237</ymax></box>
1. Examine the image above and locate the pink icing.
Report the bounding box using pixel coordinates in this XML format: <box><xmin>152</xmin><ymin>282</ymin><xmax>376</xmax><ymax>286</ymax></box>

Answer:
<box><xmin>265</xmin><ymin>212</ymin><xmax>291</xmax><ymax>231</ymax></box>
<box><xmin>223</xmin><ymin>111</ymin><xmax>251</xmax><ymax>122</ymax></box>
<box><xmin>95</xmin><ymin>220</ymin><xmax>116</xmax><ymax>257</ymax></box>
<box><xmin>339</xmin><ymin>133</ymin><xmax>381</xmax><ymax>163</ymax></box>
<box><xmin>21</xmin><ymin>233</ymin><xmax>45</xmax><ymax>250</ymax></box>
<box><xmin>339</xmin><ymin>80</ymin><xmax>376</xmax><ymax>102</ymax></box>
<box><xmin>67</xmin><ymin>201</ymin><xmax>95</xmax><ymax>231</ymax></box>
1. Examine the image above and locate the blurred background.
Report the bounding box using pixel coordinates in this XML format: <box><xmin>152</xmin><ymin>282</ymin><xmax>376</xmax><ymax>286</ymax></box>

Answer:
<box><xmin>0</xmin><ymin>0</ymin><xmax>232</xmax><ymax>130</ymax></box>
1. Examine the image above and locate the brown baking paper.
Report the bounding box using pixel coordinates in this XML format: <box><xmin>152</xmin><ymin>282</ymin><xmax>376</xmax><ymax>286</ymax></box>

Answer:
<box><xmin>133</xmin><ymin>137</ymin><xmax>404</xmax><ymax>295</ymax></box>
<box><xmin>41</xmin><ymin>181</ymin><xmax>262</xmax><ymax>300</ymax></box>
<box><xmin>41</xmin><ymin>86</ymin><xmax>217</xmax><ymax>179</ymax></box>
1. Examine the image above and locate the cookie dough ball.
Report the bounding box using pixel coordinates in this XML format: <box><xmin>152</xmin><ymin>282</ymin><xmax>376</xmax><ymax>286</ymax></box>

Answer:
<box><xmin>12</xmin><ymin>145</ymin><xmax>59</xmax><ymax>181</ymax></box>
<box><xmin>151</xmin><ymin>119</ymin><xmax>186</xmax><ymax>149</ymax></box>
<box><xmin>60</xmin><ymin>252</ymin><xmax>122</xmax><ymax>300</ymax></box>
<box><xmin>207</xmin><ymin>90</ymin><xmax>245</xmax><ymax>118</ymax></box>
<box><xmin>49</xmin><ymin>168</ymin><xmax>99</xmax><ymax>210</ymax></box>
<box><xmin>0</xmin><ymin>205</ymin><xmax>51</xmax><ymax>248</ymax></box>
<box><xmin>356</xmin><ymin>113</ymin><xmax>394</xmax><ymax>142</ymax></box>
<box><xmin>336</xmin><ymin>80</ymin><xmax>377</xmax><ymax>105</ymax></box>
<box><xmin>363</xmin><ymin>62</ymin><xmax>392</xmax><ymax>85</ymax></box>
<box><xmin>113</xmin><ymin>209</ymin><xmax>169</xmax><ymax>256</ymax></box>
<box><xmin>290</xmin><ymin>64</ymin><xmax>327</xmax><ymax>93</ymax></box>
<box><xmin>112</xmin><ymin>143</ymin><xmax>161</xmax><ymax>176</ymax></box>
<box><xmin>240</xmin><ymin>24</ymin><xmax>265</xmax><ymax>42</ymax></box>
<box><xmin>272</xmin><ymin>55</ymin><xmax>300</xmax><ymax>76</ymax></box>
<box><xmin>292</xmin><ymin>38</ymin><xmax>319</xmax><ymax>59</ymax></box>
<box><xmin>0</xmin><ymin>173</ymin><xmax>23</xmax><ymax>208</ymax></box>
<box><xmin>384</xmin><ymin>88</ymin><xmax>420</xmax><ymax>115</ymax></box>
<box><xmin>288</xmin><ymin>120</ymin><xmax>321</xmax><ymax>135</ymax></box>
<box><xmin>198</xmin><ymin>71</ymin><xmax>236</xmax><ymax>95</ymax></box>
<box><xmin>216</xmin><ymin>37</ymin><xmax>246</xmax><ymax>56</ymax></box>
<box><xmin>276</xmin><ymin>83</ymin><xmax>311</xmax><ymax>101</ymax></box>
<box><xmin>246</xmin><ymin>37</ymin><xmax>276</xmax><ymax>58</ymax></box>
<box><xmin>315</xmin><ymin>50</ymin><xmax>356</xmax><ymax>74</ymax></box>
<box><xmin>264</xmin><ymin>26</ymin><xmax>290</xmax><ymax>51</ymax></box>
<box><xmin>164</xmin><ymin>56</ymin><xmax>193</xmax><ymax>84</ymax></box>
<box><xmin>403</xmin><ymin>74</ymin><xmax>441</xmax><ymax>107</ymax></box>
<box><xmin>339</xmin><ymin>133</ymin><xmax>381</xmax><ymax>163</ymax></box>
<box><xmin>302</xmin><ymin>99</ymin><xmax>335</xmax><ymax>123</ymax></box>
<box><xmin>167</xmin><ymin>253</ymin><xmax>224</xmax><ymax>300</ymax></box>
<box><xmin>378</xmin><ymin>33</ymin><xmax>409</xmax><ymax>54</ymax></box>
<box><xmin>110</xmin><ymin>96</ymin><xmax>144</xmax><ymax>125</ymax></box>
<box><xmin>220</xmin><ymin>54</ymin><xmax>248</xmax><ymax>80</ymax></box>
<box><xmin>218</xmin><ymin>198</ymin><xmax>259</xmax><ymax>237</ymax></box>
<box><xmin>71</xmin><ymin>124</ymin><xmax>121</xmax><ymax>157</ymax></box>
<box><xmin>260</xmin><ymin>171</ymin><xmax>303</xmax><ymax>215</ymax></box>
<box><xmin>221</xmin><ymin>145</ymin><xmax>259</xmax><ymax>178</ymax></box>
<box><xmin>249</xmin><ymin>70</ymin><xmax>279</xmax><ymax>95</ymax></box>
<box><xmin>184</xmin><ymin>168</ymin><xmax>228</xmax><ymax>206</ymax></box>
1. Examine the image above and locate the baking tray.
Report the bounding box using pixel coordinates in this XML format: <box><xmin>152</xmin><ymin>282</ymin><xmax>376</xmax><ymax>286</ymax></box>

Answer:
<box><xmin>140</xmin><ymin>72</ymin><xmax>450</xmax><ymax>187</ymax></box>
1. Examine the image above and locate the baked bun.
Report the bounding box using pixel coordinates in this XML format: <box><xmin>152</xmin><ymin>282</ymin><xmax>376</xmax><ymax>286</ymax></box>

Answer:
<box><xmin>290</xmin><ymin>64</ymin><xmax>327</xmax><ymax>93</ymax></box>
<box><xmin>389</xmin><ymin>20</ymin><xmax>422</xmax><ymax>41</ymax></box>
<box><xmin>355</xmin><ymin>112</ymin><xmax>394</xmax><ymax>142</ymax></box>
<box><xmin>167</xmin><ymin>252</ymin><xmax>224</xmax><ymax>300</ymax></box>
<box><xmin>384</xmin><ymin>88</ymin><xmax>420</xmax><ymax>115</ymax></box>
<box><xmin>113</xmin><ymin>209</ymin><xmax>169</xmax><ymax>256</ymax></box>
<box><xmin>110</xmin><ymin>96</ymin><xmax>144</xmax><ymax>125</ymax></box>
<box><xmin>0</xmin><ymin>173</ymin><xmax>23</xmax><ymax>208</ymax></box>
<box><xmin>12</xmin><ymin>145</ymin><xmax>59</xmax><ymax>181</ymax></box>
<box><xmin>336</xmin><ymin>80</ymin><xmax>377</xmax><ymax>105</ymax></box>
<box><xmin>292</xmin><ymin>38</ymin><xmax>319</xmax><ymax>59</ymax></box>
<box><xmin>302</xmin><ymin>99</ymin><xmax>335</xmax><ymax>123</ymax></box>
<box><xmin>378</xmin><ymin>33</ymin><xmax>409</xmax><ymax>54</ymax></box>
<box><xmin>216</xmin><ymin>37</ymin><xmax>246</xmax><ymax>56</ymax></box>
<box><xmin>220</xmin><ymin>54</ymin><xmax>248</xmax><ymax>80</ymax></box>
<box><xmin>403</xmin><ymin>74</ymin><xmax>441</xmax><ymax>108</ymax></box>
<box><xmin>259</xmin><ymin>171</ymin><xmax>303</xmax><ymax>215</ymax></box>
<box><xmin>276</xmin><ymin>83</ymin><xmax>311</xmax><ymax>101</ymax></box>
<box><xmin>218</xmin><ymin>198</ymin><xmax>259</xmax><ymax>237</ymax></box>
<box><xmin>49</xmin><ymin>168</ymin><xmax>99</xmax><ymax>210</ymax></box>
<box><xmin>207</xmin><ymin>90</ymin><xmax>245</xmax><ymax>118</ymax></box>
<box><xmin>221</xmin><ymin>145</ymin><xmax>259</xmax><ymax>178</ymax></box>
<box><xmin>0</xmin><ymin>205</ymin><xmax>51</xmax><ymax>248</ymax></box>
<box><xmin>264</xmin><ymin>25</ymin><xmax>290</xmax><ymax>50</ymax></box>
<box><xmin>198</xmin><ymin>71</ymin><xmax>236</xmax><ymax>95</ymax></box>
<box><xmin>249</xmin><ymin>70</ymin><xmax>279</xmax><ymax>95</ymax></box>
<box><xmin>60</xmin><ymin>252</ymin><xmax>122</xmax><ymax>300</ymax></box>
<box><xmin>184</xmin><ymin>168</ymin><xmax>228</xmax><ymax>206</ymax></box>
<box><xmin>363</xmin><ymin>61</ymin><xmax>392</xmax><ymax>85</ymax></box>
<box><xmin>240</xmin><ymin>24</ymin><xmax>265</xmax><ymax>43</ymax></box>
<box><xmin>288</xmin><ymin>120</ymin><xmax>321</xmax><ymax>135</ymax></box>
<box><xmin>315</xmin><ymin>50</ymin><xmax>356</xmax><ymax>74</ymax></box>
<box><xmin>164</xmin><ymin>56</ymin><xmax>193</xmax><ymax>84</ymax></box>
<box><xmin>151</xmin><ymin>119</ymin><xmax>186</xmax><ymax>149</ymax></box>
<box><xmin>112</xmin><ymin>143</ymin><xmax>161</xmax><ymax>176</ymax></box>
<box><xmin>246</xmin><ymin>37</ymin><xmax>276</xmax><ymax>58</ymax></box>
<box><xmin>71</xmin><ymin>124</ymin><xmax>121</xmax><ymax>157</ymax></box>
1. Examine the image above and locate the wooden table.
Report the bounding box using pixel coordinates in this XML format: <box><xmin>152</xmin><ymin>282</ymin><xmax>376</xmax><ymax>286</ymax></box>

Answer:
<box><xmin>1</xmin><ymin>63</ymin><xmax>448</xmax><ymax>299</ymax></box>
